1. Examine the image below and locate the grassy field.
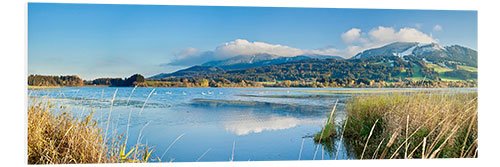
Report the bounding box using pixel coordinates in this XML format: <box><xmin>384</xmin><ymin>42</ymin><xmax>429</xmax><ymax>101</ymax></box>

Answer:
<box><xmin>341</xmin><ymin>92</ymin><xmax>478</xmax><ymax>159</ymax></box>
<box><xmin>389</xmin><ymin>67</ymin><xmax>428</xmax><ymax>81</ymax></box>
<box><xmin>439</xmin><ymin>77</ymin><xmax>465</xmax><ymax>82</ymax></box>
<box><xmin>410</xmin><ymin>67</ymin><xmax>426</xmax><ymax>81</ymax></box>
<box><xmin>424</xmin><ymin>63</ymin><xmax>477</xmax><ymax>74</ymax></box>
<box><xmin>427</xmin><ymin>63</ymin><xmax>453</xmax><ymax>73</ymax></box>
<box><xmin>256</xmin><ymin>81</ymin><xmax>278</xmax><ymax>84</ymax></box>
<box><xmin>457</xmin><ymin>65</ymin><xmax>478</xmax><ymax>72</ymax></box>
<box><xmin>390</xmin><ymin>63</ymin><xmax>477</xmax><ymax>82</ymax></box>
<box><xmin>28</xmin><ymin>101</ymin><xmax>154</xmax><ymax>164</ymax></box>
<box><xmin>426</xmin><ymin>63</ymin><xmax>478</xmax><ymax>81</ymax></box>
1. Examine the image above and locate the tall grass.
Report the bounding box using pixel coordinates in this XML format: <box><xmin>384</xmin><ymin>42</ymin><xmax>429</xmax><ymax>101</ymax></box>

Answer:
<box><xmin>313</xmin><ymin>100</ymin><xmax>339</xmax><ymax>158</ymax></box>
<box><xmin>27</xmin><ymin>101</ymin><xmax>154</xmax><ymax>164</ymax></box>
<box><xmin>314</xmin><ymin>99</ymin><xmax>339</xmax><ymax>143</ymax></box>
<box><xmin>342</xmin><ymin>92</ymin><xmax>478</xmax><ymax>159</ymax></box>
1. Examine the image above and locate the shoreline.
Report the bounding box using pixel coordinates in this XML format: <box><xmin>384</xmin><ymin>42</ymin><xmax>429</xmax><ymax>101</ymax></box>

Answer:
<box><xmin>28</xmin><ymin>85</ymin><xmax>478</xmax><ymax>89</ymax></box>
<box><xmin>28</xmin><ymin>85</ymin><xmax>110</xmax><ymax>88</ymax></box>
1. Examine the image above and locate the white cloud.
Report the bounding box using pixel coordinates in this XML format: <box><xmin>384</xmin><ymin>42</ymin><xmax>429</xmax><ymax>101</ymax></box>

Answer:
<box><xmin>165</xmin><ymin>48</ymin><xmax>216</xmax><ymax>66</ymax></box>
<box><xmin>341</xmin><ymin>28</ymin><xmax>362</xmax><ymax>43</ymax></box>
<box><xmin>337</xmin><ymin>26</ymin><xmax>439</xmax><ymax>58</ymax></box>
<box><xmin>214</xmin><ymin>39</ymin><xmax>305</xmax><ymax>58</ymax></box>
<box><xmin>341</xmin><ymin>28</ymin><xmax>370</xmax><ymax>45</ymax></box>
<box><xmin>345</xmin><ymin>45</ymin><xmax>364</xmax><ymax>57</ymax></box>
<box><xmin>303</xmin><ymin>47</ymin><xmax>343</xmax><ymax>57</ymax></box>
<box><xmin>433</xmin><ymin>25</ymin><xmax>443</xmax><ymax>31</ymax></box>
<box><xmin>368</xmin><ymin>26</ymin><xmax>437</xmax><ymax>44</ymax></box>
<box><xmin>213</xmin><ymin>39</ymin><xmax>348</xmax><ymax>58</ymax></box>
<box><xmin>214</xmin><ymin>39</ymin><xmax>347</xmax><ymax>58</ymax></box>
<box><xmin>167</xmin><ymin>26</ymin><xmax>440</xmax><ymax>65</ymax></box>
<box><xmin>175</xmin><ymin>48</ymin><xmax>200</xmax><ymax>59</ymax></box>
<box><xmin>223</xmin><ymin>114</ymin><xmax>323</xmax><ymax>136</ymax></box>
<box><xmin>167</xmin><ymin>39</ymin><xmax>346</xmax><ymax>66</ymax></box>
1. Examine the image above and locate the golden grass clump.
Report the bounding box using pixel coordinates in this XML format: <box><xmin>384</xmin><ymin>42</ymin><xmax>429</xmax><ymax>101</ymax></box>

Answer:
<box><xmin>28</xmin><ymin>101</ymin><xmax>154</xmax><ymax>164</ymax></box>
<box><xmin>343</xmin><ymin>92</ymin><xmax>477</xmax><ymax>159</ymax></box>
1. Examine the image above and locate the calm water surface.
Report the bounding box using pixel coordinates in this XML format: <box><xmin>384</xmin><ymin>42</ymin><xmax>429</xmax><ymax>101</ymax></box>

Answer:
<box><xmin>27</xmin><ymin>87</ymin><xmax>475</xmax><ymax>162</ymax></box>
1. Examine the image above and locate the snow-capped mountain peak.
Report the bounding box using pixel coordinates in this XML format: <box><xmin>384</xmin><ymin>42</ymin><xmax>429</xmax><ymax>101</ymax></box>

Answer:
<box><xmin>393</xmin><ymin>44</ymin><xmax>418</xmax><ymax>57</ymax></box>
<box><xmin>351</xmin><ymin>42</ymin><xmax>477</xmax><ymax>67</ymax></box>
<box><xmin>353</xmin><ymin>42</ymin><xmax>449</xmax><ymax>59</ymax></box>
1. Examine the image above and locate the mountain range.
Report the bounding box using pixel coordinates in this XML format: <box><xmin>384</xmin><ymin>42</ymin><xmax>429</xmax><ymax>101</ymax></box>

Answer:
<box><xmin>149</xmin><ymin>42</ymin><xmax>477</xmax><ymax>81</ymax></box>
<box><xmin>352</xmin><ymin>42</ymin><xmax>477</xmax><ymax>67</ymax></box>
<box><xmin>150</xmin><ymin>53</ymin><xmax>343</xmax><ymax>79</ymax></box>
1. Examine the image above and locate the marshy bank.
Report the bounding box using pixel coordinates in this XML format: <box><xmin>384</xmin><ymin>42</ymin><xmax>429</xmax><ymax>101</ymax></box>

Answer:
<box><xmin>27</xmin><ymin>101</ymin><xmax>154</xmax><ymax>164</ymax></box>
<box><xmin>316</xmin><ymin>92</ymin><xmax>478</xmax><ymax>159</ymax></box>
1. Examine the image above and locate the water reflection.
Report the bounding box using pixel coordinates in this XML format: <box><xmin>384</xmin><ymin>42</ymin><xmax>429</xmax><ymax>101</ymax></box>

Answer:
<box><xmin>222</xmin><ymin>114</ymin><xmax>323</xmax><ymax>136</ymax></box>
<box><xmin>190</xmin><ymin>98</ymin><xmax>328</xmax><ymax>116</ymax></box>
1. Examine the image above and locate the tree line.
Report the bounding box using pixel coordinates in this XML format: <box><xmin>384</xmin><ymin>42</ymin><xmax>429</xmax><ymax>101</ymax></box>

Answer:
<box><xmin>28</xmin><ymin>74</ymin><xmax>145</xmax><ymax>87</ymax></box>
<box><xmin>28</xmin><ymin>55</ymin><xmax>477</xmax><ymax>88</ymax></box>
<box><xmin>28</xmin><ymin>75</ymin><xmax>83</xmax><ymax>86</ymax></box>
<box><xmin>87</xmin><ymin>74</ymin><xmax>145</xmax><ymax>87</ymax></box>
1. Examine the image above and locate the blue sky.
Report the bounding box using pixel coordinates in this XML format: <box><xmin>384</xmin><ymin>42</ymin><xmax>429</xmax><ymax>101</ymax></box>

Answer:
<box><xmin>28</xmin><ymin>3</ymin><xmax>477</xmax><ymax>80</ymax></box>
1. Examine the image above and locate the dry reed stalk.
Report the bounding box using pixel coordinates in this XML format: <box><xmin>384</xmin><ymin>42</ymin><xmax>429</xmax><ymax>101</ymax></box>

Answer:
<box><xmin>360</xmin><ymin>119</ymin><xmax>379</xmax><ymax>159</ymax></box>
<box><xmin>422</xmin><ymin>137</ymin><xmax>426</xmax><ymax>159</ymax></box>
<box><xmin>372</xmin><ymin>138</ymin><xmax>385</xmax><ymax>159</ymax></box>
<box><xmin>160</xmin><ymin>133</ymin><xmax>185</xmax><ymax>161</ymax></box>
<box><xmin>460</xmin><ymin>105</ymin><xmax>477</xmax><ymax>157</ymax></box>
<box><xmin>196</xmin><ymin>148</ymin><xmax>212</xmax><ymax>162</ymax></box>
<box><xmin>139</xmin><ymin>88</ymin><xmax>155</xmax><ymax>115</ymax></box>
<box><xmin>314</xmin><ymin>99</ymin><xmax>338</xmax><ymax>160</ymax></box>
<box><xmin>101</xmin><ymin>88</ymin><xmax>118</xmax><ymax>163</ymax></box>
<box><xmin>405</xmin><ymin>114</ymin><xmax>409</xmax><ymax>159</ymax></box>
<box><xmin>231</xmin><ymin>140</ymin><xmax>235</xmax><ymax>162</ymax></box>
<box><xmin>335</xmin><ymin>117</ymin><xmax>348</xmax><ymax>160</ymax></box>
<box><xmin>328</xmin><ymin>99</ymin><xmax>339</xmax><ymax>124</ymax></box>
<box><xmin>298</xmin><ymin>138</ymin><xmax>305</xmax><ymax>160</ymax></box>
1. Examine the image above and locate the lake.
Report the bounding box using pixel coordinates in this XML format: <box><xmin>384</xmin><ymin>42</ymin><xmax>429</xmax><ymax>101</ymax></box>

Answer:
<box><xmin>27</xmin><ymin>87</ymin><xmax>476</xmax><ymax>162</ymax></box>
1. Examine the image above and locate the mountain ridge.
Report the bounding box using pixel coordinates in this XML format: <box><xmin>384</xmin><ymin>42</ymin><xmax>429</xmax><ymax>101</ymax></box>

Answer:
<box><xmin>150</xmin><ymin>42</ymin><xmax>477</xmax><ymax>80</ymax></box>
<box><xmin>150</xmin><ymin>53</ymin><xmax>344</xmax><ymax>79</ymax></box>
<box><xmin>352</xmin><ymin>42</ymin><xmax>477</xmax><ymax>67</ymax></box>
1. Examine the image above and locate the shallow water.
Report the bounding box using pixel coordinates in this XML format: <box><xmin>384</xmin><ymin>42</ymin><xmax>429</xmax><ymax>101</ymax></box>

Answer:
<box><xmin>27</xmin><ymin>87</ymin><xmax>476</xmax><ymax>162</ymax></box>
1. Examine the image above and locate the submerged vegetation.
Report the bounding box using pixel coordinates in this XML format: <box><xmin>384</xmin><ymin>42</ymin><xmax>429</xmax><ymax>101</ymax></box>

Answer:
<box><xmin>314</xmin><ymin>100</ymin><xmax>339</xmax><ymax>143</ymax></box>
<box><xmin>340</xmin><ymin>92</ymin><xmax>478</xmax><ymax>159</ymax></box>
<box><xmin>27</xmin><ymin>101</ymin><xmax>154</xmax><ymax>164</ymax></box>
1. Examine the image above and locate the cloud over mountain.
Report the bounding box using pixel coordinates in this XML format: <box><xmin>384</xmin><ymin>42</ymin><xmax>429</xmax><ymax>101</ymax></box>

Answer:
<box><xmin>341</xmin><ymin>26</ymin><xmax>439</xmax><ymax>57</ymax></box>
<box><xmin>166</xmin><ymin>39</ymin><xmax>343</xmax><ymax>66</ymax></box>
<box><xmin>341</xmin><ymin>28</ymin><xmax>365</xmax><ymax>44</ymax></box>
<box><xmin>214</xmin><ymin>39</ymin><xmax>304</xmax><ymax>58</ymax></box>
<box><xmin>166</xmin><ymin>26</ymin><xmax>440</xmax><ymax>66</ymax></box>
<box><xmin>162</xmin><ymin>48</ymin><xmax>216</xmax><ymax>66</ymax></box>
<box><xmin>343</xmin><ymin>26</ymin><xmax>437</xmax><ymax>46</ymax></box>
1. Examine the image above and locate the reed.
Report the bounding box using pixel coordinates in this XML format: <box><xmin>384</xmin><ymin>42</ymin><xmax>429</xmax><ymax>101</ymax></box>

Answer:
<box><xmin>314</xmin><ymin>100</ymin><xmax>339</xmax><ymax>143</ymax></box>
<box><xmin>27</xmin><ymin>100</ymin><xmax>154</xmax><ymax>164</ymax></box>
<box><xmin>342</xmin><ymin>92</ymin><xmax>478</xmax><ymax>159</ymax></box>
